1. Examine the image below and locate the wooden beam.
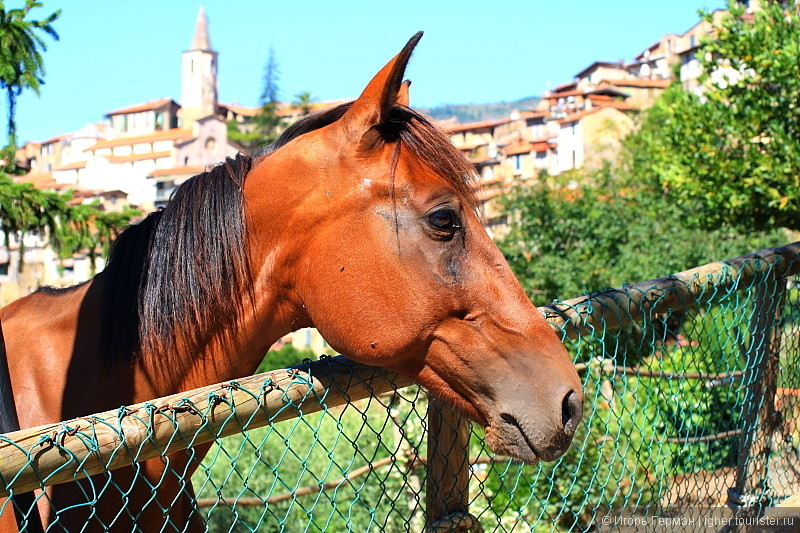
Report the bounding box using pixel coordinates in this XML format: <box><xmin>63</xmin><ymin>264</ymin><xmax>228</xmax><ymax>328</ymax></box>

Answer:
<box><xmin>0</xmin><ymin>358</ymin><xmax>412</xmax><ymax>498</ymax></box>
<box><xmin>540</xmin><ymin>241</ymin><xmax>800</xmax><ymax>340</ymax></box>
<box><xmin>425</xmin><ymin>397</ymin><xmax>471</xmax><ymax>532</ymax></box>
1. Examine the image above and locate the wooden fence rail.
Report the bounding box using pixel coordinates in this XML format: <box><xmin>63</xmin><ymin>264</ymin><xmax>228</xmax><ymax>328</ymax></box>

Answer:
<box><xmin>1</xmin><ymin>240</ymin><xmax>799</xmax><ymax>529</ymax></box>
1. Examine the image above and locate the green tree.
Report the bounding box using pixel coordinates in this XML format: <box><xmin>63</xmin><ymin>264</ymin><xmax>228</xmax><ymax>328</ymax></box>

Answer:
<box><xmin>0</xmin><ymin>0</ymin><xmax>59</xmax><ymax>158</ymax></box>
<box><xmin>630</xmin><ymin>0</ymin><xmax>800</xmax><ymax>231</ymax></box>
<box><xmin>294</xmin><ymin>91</ymin><xmax>315</xmax><ymax>116</ymax></box>
<box><xmin>228</xmin><ymin>46</ymin><xmax>284</xmax><ymax>152</ymax></box>
<box><xmin>0</xmin><ymin>1</ymin><xmax>134</xmax><ymax>267</ymax></box>
<box><xmin>253</xmin><ymin>46</ymin><xmax>283</xmax><ymax>145</ymax></box>
<box><xmin>497</xmin><ymin>168</ymin><xmax>782</xmax><ymax>306</ymax></box>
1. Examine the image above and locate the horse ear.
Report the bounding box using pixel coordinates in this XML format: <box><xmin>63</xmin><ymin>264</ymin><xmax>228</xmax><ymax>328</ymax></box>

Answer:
<box><xmin>397</xmin><ymin>80</ymin><xmax>412</xmax><ymax>107</ymax></box>
<box><xmin>341</xmin><ymin>32</ymin><xmax>422</xmax><ymax>140</ymax></box>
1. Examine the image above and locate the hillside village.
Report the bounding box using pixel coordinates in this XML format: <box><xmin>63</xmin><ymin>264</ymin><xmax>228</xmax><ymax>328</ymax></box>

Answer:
<box><xmin>4</xmin><ymin>2</ymin><xmax>762</xmax><ymax>351</ymax></box>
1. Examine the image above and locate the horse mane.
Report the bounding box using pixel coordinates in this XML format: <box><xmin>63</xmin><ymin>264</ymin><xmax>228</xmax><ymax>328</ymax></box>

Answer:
<box><xmin>100</xmin><ymin>102</ymin><xmax>476</xmax><ymax>382</ymax></box>
<box><xmin>101</xmin><ymin>154</ymin><xmax>254</xmax><ymax>379</ymax></box>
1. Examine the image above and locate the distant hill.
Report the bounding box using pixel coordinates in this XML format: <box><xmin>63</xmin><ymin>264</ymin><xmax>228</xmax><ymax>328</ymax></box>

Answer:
<box><xmin>420</xmin><ymin>96</ymin><xmax>541</xmax><ymax>124</ymax></box>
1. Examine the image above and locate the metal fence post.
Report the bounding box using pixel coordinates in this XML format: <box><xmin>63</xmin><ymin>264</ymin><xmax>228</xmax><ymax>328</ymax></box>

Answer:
<box><xmin>728</xmin><ymin>270</ymin><xmax>786</xmax><ymax>515</ymax></box>
<box><xmin>426</xmin><ymin>397</ymin><xmax>472</xmax><ymax>532</ymax></box>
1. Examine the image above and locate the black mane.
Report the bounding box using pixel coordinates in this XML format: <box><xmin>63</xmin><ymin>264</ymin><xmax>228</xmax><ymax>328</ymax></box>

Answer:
<box><xmin>100</xmin><ymin>154</ymin><xmax>253</xmax><ymax>379</ymax></box>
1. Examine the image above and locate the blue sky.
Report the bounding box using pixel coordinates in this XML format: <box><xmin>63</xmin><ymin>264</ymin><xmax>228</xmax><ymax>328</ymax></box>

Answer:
<box><xmin>8</xmin><ymin>0</ymin><xmax>726</xmax><ymax>144</ymax></box>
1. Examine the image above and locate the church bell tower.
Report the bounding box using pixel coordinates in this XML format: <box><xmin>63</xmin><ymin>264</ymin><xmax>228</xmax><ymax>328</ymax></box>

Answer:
<box><xmin>180</xmin><ymin>7</ymin><xmax>218</xmax><ymax>125</ymax></box>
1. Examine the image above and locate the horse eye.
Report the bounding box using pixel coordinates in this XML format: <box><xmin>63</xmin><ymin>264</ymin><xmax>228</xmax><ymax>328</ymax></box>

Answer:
<box><xmin>428</xmin><ymin>209</ymin><xmax>461</xmax><ymax>231</ymax></box>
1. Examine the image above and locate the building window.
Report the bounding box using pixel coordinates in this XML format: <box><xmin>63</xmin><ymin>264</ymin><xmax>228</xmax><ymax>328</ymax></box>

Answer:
<box><xmin>513</xmin><ymin>154</ymin><xmax>522</xmax><ymax>171</ymax></box>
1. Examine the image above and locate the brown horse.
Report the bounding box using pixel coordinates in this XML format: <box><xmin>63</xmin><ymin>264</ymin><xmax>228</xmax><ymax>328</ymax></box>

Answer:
<box><xmin>0</xmin><ymin>33</ymin><xmax>582</xmax><ymax>531</ymax></box>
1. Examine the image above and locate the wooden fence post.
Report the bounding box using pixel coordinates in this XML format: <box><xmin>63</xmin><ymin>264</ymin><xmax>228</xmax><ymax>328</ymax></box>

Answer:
<box><xmin>728</xmin><ymin>270</ymin><xmax>786</xmax><ymax>514</ymax></box>
<box><xmin>426</xmin><ymin>397</ymin><xmax>472</xmax><ymax>532</ymax></box>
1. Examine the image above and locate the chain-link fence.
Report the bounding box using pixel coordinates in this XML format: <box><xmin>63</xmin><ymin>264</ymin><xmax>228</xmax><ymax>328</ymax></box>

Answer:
<box><xmin>1</xmin><ymin>242</ymin><xmax>799</xmax><ymax>532</ymax></box>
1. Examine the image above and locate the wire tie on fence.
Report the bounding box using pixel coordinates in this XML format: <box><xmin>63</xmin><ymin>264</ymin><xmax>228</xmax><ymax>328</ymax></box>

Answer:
<box><xmin>116</xmin><ymin>406</ymin><xmax>135</xmax><ymax>421</ymax></box>
<box><xmin>56</xmin><ymin>427</ymin><xmax>72</xmax><ymax>447</ymax></box>
<box><xmin>172</xmin><ymin>399</ymin><xmax>201</xmax><ymax>417</ymax></box>
<box><xmin>58</xmin><ymin>424</ymin><xmax>81</xmax><ymax>444</ymax></box>
<box><xmin>207</xmin><ymin>391</ymin><xmax>227</xmax><ymax>408</ymax></box>
<box><xmin>35</xmin><ymin>433</ymin><xmax>54</xmax><ymax>450</ymax></box>
<box><xmin>224</xmin><ymin>381</ymin><xmax>242</xmax><ymax>391</ymax></box>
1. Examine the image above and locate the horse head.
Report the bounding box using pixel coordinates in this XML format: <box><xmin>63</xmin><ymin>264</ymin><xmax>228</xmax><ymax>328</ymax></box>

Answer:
<box><xmin>246</xmin><ymin>33</ymin><xmax>583</xmax><ymax>463</ymax></box>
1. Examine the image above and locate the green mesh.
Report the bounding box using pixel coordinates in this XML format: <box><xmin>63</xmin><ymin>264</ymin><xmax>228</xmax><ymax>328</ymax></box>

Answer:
<box><xmin>1</xmin><ymin>243</ymin><xmax>799</xmax><ymax>532</ymax></box>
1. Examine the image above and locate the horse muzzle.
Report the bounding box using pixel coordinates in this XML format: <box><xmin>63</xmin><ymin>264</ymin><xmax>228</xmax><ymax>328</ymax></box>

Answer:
<box><xmin>484</xmin><ymin>381</ymin><xmax>584</xmax><ymax>464</ymax></box>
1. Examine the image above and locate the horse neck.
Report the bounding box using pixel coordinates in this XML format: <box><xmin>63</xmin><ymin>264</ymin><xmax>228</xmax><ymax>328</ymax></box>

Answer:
<box><xmin>163</xmin><ymin>249</ymin><xmax>309</xmax><ymax>394</ymax></box>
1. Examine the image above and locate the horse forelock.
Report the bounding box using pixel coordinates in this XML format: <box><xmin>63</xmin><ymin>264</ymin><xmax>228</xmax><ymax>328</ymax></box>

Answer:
<box><xmin>101</xmin><ymin>153</ymin><xmax>254</xmax><ymax>382</ymax></box>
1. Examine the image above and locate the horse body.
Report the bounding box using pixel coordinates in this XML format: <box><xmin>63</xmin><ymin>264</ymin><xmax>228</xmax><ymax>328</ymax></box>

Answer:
<box><xmin>0</xmin><ymin>33</ymin><xmax>583</xmax><ymax>531</ymax></box>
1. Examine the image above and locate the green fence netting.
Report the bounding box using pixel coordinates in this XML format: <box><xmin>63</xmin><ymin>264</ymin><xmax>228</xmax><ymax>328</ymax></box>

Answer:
<box><xmin>1</xmin><ymin>242</ymin><xmax>800</xmax><ymax>532</ymax></box>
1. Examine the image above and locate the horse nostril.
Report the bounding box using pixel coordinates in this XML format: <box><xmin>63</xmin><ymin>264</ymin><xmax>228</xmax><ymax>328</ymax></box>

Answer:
<box><xmin>561</xmin><ymin>390</ymin><xmax>583</xmax><ymax>437</ymax></box>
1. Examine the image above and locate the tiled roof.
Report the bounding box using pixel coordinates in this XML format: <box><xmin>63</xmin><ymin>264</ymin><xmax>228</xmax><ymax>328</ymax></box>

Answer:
<box><xmin>219</xmin><ymin>103</ymin><xmax>260</xmax><ymax>117</ymax></box>
<box><xmin>553</xmin><ymin>81</ymin><xmax>578</xmax><ymax>92</ymax></box>
<box><xmin>455</xmin><ymin>140</ymin><xmax>488</xmax><ymax>151</ymax></box>
<box><xmin>106</xmin><ymin>151</ymin><xmax>172</xmax><ymax>164</ymax></box>
<box><xmin>635</xmin><ymin>41</ymin><xmax>662</xmax><ymax>60</ymax></box>
<box><xmin>588</xmin><ymin>94</ymin><xmax>615</xmax><ymax>102</ymax></box>
<box><xmin>520</xmin><ymin>110</ymin><xmax>547</xmax><ymax>119</ymax></box>
<box><xmin>14</xmin><ymin>171</ymin><xmax>53</xmax><ymax>187</ymax></box>
<box><xmin>41</xmin><ymin>133</ymin><xmax>67</xmax><ymax>145</ymax></box>
<box><xmin>148</xmin><ymin>165</ymin><xmax>205</xmax><ymax>177</ymax></box>
<box><xmin>447</xmin><ymin>117</ymin><xmax>513</xmax><ymax>134</ymax></box>
<box><xmin>558</xmin><ymin>103</ymin><xmax>636</xmax><ymax>125</ymax></box>
<box><xmin>469</xmin><ymin>155</ymin><xmax>499</xmax><ymax>165</ymax></box>
<box><xmin>87</xmin><ymin>128</ymin><xmax>193</xmax><ymax>151</ymax></box>
<box><xmin>575</xmin><ymin>61</ymin><xmax>627</xmax><ymax>80</ymax></box>
<box><xmin>504</xmin><ymin>141</ymin><xmax>533</xmax><ymax>156</ymax></box>
<box><xmin>545</xmin><ymin>90</ymin><xmax>584</xmax><ymax>99</ymax></box>
<box><xmin>53</xmin><ymin>161</ymin><xmax>87</xmax><ymax>171</ymax></box>
<box><xmin>601</xmin><ymin>78</ymin><xmax>673</xmax><ymax>89</ymax></box>
<box><xmin>503</xmin><ymin>139</ymin><xmax>555</xmax><ymax>156</ymax></box>
<box><xmin>106</xmin><ymin>98</ymin><xmax>177</xmax><ymax>117</ymax></box>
